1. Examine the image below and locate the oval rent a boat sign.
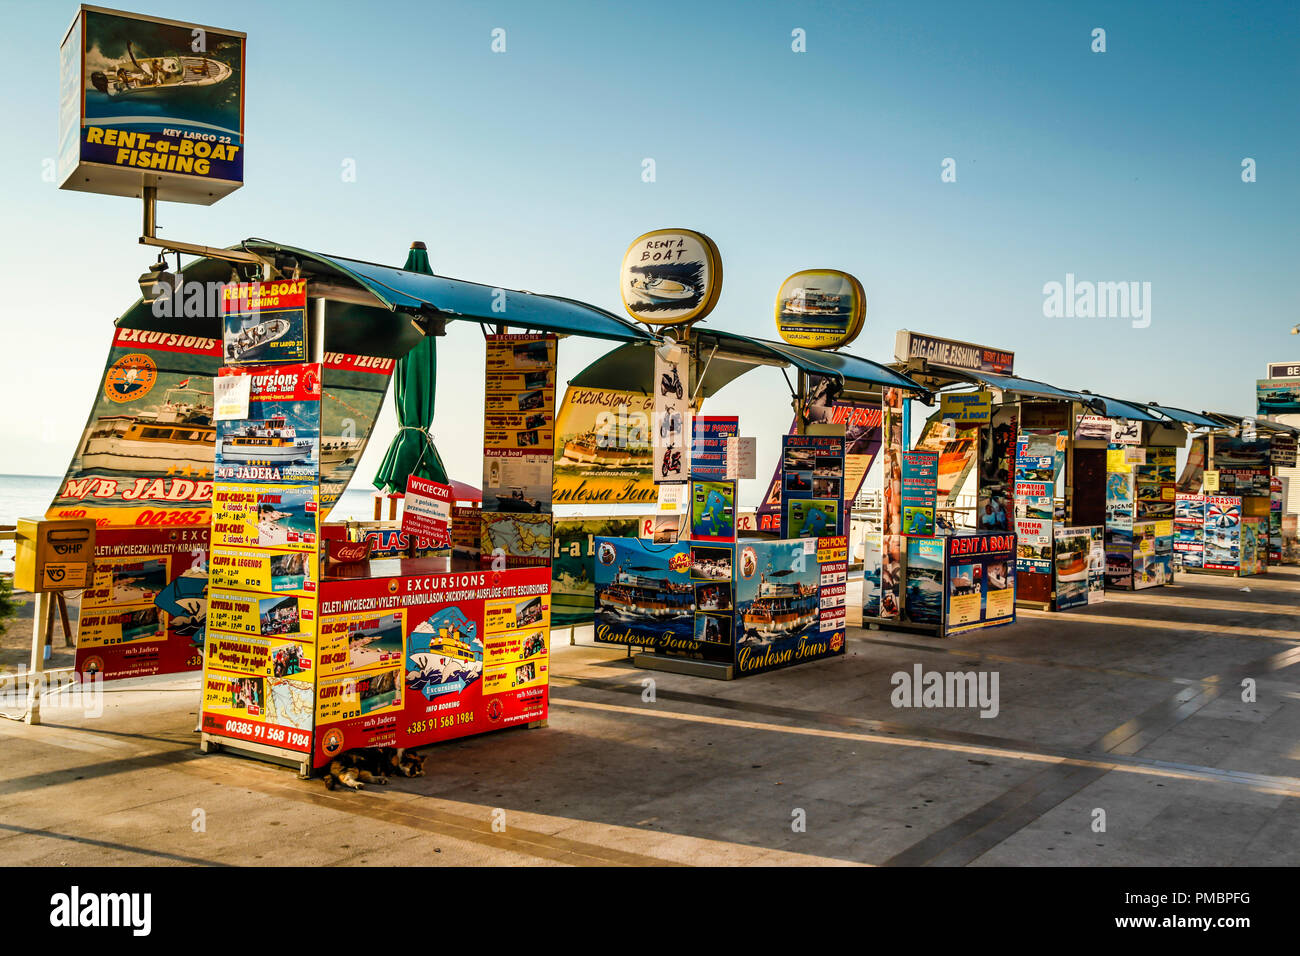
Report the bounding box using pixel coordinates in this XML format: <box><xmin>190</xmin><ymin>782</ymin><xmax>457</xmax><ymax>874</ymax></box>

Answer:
<box><xmin>620</xmin><ymin>229</ymin><xmax>723</xmax><ymax>326</ymax></box>
<box><xmin>775</xmin><ymin>269</ymin><xmax>865</xmax><ymax>349</ymax></box>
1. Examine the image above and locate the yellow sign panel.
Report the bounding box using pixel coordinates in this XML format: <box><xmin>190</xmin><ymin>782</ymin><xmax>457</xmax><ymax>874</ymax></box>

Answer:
<box><xmin>774</xmin><ymin>269</ymin><xmax>865</xmax><ymax>349</ymax></box>
<box><xmin>315</xmin><ymin>668</ymin><xmax>403</xmax><ymax>723</ymax></box>
<box><xmin>316</xmin><ymin>610</ymin><xmax>406</xmax><ymax>678</ymax></box>
<box><xmin>482</xmin><ymin>657</ymin><xmax>549</xmax><ymax>694</ymax></box>
<box><xmin>208</xmin><ymin>588</ymin><xmax>315</xmax><ymax>642</ymax></box>
<box><xmin>205</xmin><ymin>632</ymin><xmax>314</xmax><ymax>682</ymax></box>
<box><xmin>553</xmin><ymin>387</ymin><xmax>657</xmax><ymax>505</ymax></box>
<box><xmin>211</xmin><ymin>483</ymin><xmax>318</xmax><ymax>552</ymax></box>
<box><xmin>209</xmin><ymin>547</ymin><xmax>316</xmax><ymax>596</ymax></box>
<box><xmin>939</xmin><ymin>391</ymin><xmax>992</xmax><ymax>424</ymax></box>
<box><xmin>620</xmin><ymin>228</ymin><xmax>723</xmax><ymax>326</ymax></box>
<box><xmin>201</xmin><ymin>669</ymin><xmax>315</xmax><ymax>744</ymax></box>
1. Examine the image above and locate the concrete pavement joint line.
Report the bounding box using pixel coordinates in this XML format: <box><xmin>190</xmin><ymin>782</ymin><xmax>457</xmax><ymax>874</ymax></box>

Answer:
<box><xmin>549</xmin><ymin>674</ymin><xmax>1300</xmax><ymax>793</ymax></box>
<box><xmin>849</xmin><ymin>635</ymin><xmax>1195</xmax><ymax>686</ymax></box>
<box><xmin>0</xmin><ymin>821</ymin><xmax>232</xmax><ymax>866</ymax></box>
<box><xmin>1017</xmin><ymin>609</ymin><xmax>1300</xmax><ymax>642</ymax></box>
<box><xmin>1102</xmin><ymin>596</ymin><xmax>1300</xmax><ymax>615</ymax></box>
<box><xmin>550</xmin><ymin>698</ymin><xmax>1300</xmax><ymax>797</ymax></box>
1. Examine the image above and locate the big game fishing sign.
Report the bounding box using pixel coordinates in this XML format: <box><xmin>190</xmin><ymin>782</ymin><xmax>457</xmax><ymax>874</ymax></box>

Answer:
<box><xmin>620</xmin><ymin>229</ymin><xmax>723</xmax><ymax>326</ymax></box>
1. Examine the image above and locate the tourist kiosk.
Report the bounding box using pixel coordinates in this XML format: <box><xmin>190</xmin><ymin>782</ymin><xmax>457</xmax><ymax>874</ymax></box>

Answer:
<box><xmin>573</xmin><ymin>249</ymin><xmax>930</xmax><ymax>676</ymax></box>
<box><xmin>1174</xmin><ymin>414</ymin><xmax>1297</xmax><ymax>577</ymax></box>
<box><xmin>45</xmin><ymin>237</ymin><xmax>656</xmax><ymax>772</ymax></box>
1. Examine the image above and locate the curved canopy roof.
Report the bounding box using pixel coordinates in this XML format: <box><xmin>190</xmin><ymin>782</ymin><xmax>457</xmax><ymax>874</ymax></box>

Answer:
<box><xmin>570</xmin><ymin>329</ymin><xmax>931</xmax><ymax>401</ymax></box>
<box><xmin>1140</xmin><ymin>404</ymin><xmax>1222</xmax><ymax>429</ymax></box>
<box><xmin>116</xmin><ymin>239</ymin><xmax>655</xmax><ymax>358</ymax></box>
<box><xmin>920</xmin><ymin>369</ymin><xmax>1103</xmax><ymax>412</ymax></box>
<box><xmin>1080</xmin><ymin>394</ymin><xmax>1165</xmax><ymax>423</ymax></box>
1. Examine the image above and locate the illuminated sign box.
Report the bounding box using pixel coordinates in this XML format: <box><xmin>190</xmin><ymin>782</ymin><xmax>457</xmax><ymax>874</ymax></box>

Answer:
<box><xmin>58</xmin><ymin>5</ymin><xmax>246</xmax><ymax>205</ymax></box>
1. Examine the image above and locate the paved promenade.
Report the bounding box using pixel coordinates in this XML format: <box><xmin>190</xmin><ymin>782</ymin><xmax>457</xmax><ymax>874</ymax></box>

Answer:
<box><xmin>1</xmin><ymin>567</ymin><xmax>1297</xmax><ymax>866</ymax></box>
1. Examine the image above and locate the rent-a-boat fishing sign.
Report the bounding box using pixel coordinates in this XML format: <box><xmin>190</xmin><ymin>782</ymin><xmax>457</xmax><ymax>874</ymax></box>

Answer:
<box><xmin>59</xmin><ymin>5</ymin><xmax>246</xmax><ymax>204</ymax></box>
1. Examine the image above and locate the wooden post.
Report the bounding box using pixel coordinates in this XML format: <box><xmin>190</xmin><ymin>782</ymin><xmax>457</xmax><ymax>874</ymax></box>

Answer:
<box><xmin>26</xmin><ymin>592</ymin><xmax>47</xmax><ymax>725</ymax></box>
<box><xmin>57</xmin><ymin>593</ymin><xmax>73</xmax><ymax>647</ymax></box>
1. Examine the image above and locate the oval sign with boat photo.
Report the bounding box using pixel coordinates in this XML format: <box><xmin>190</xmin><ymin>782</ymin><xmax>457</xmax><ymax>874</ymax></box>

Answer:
<box><xmin>775</xmin><ymin>269</ymin><xmax>865</xmax><ymax>349</ymax></box>
<box><xmin>620</xmin><ymin>228</ymin><xmax>723</xmax><ymax>326</ymax></box>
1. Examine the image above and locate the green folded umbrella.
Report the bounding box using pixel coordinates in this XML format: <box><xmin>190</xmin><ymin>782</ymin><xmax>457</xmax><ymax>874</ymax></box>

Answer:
<box><xmin>372</xmin><ymin>242</ymin><xmax>449</xmax><ymax>492</ymax></box>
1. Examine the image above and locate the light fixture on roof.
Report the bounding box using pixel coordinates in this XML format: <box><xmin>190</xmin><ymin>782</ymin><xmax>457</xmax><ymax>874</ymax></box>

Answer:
<box><xmin>655</xmin><ymin>333</ymin><xmax>682</xmax><ymax>363</ymax></box>
<box><xmin>137</xmin><ymin>254</ymin><xmax>176</xmax><ymax>304</ymax></box>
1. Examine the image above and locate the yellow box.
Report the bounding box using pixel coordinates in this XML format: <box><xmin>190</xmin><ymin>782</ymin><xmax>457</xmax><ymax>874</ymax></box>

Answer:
<box><xmin>14</xmin><ymin>517</ymin><xmax>96</xmax><ymax>593</ymax></box>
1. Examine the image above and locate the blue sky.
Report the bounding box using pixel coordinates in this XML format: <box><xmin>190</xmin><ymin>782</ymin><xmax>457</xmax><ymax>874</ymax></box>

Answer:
<box><xmin>1</xmin><ymin>0</ymin><xmax>1295</xmax><ymax>504</ymax></box>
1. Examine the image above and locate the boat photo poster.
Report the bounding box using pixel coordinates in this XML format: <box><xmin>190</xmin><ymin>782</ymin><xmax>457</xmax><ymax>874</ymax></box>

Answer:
<box><xmin>945</xmin><ymin>532</ymin><xmax>1016</xmax><ymax>636</ymax></box>
<box><xmin>592</xmin><ymin>536</ymin><xmax>698</xmax><ymax>655</ymax></box>
<box><xmin>552</xmin><ymin>386</ymin><xmax>656</xmax><ymax>506</ymax></box>
<box><xmin>60</xmin><ymin>5</ymin><xmax>246</xmax><ymax>200</ymax></box>
<box><xmin>780</xmin><ymin>435</ymin><xmax>845</xmax><ymax>540</ymax></box>
<box><xmin>49</xmin><ymin>327</ymin><xmax>222</xmax><ymax>525</ymax></box>
<box><xmin>734</xmin><ymin>538</ymin><xmax>845</xmax><ymax>677</ymax></box>
<box><xmin>222</xmin><ymin>280</ymin><xmax>306</xmax><ymax>367</ymax></box>
<box><xmin>215</xmin><ymin>363</ymin><xmax>321</xmax><ymax>485</ymax></box>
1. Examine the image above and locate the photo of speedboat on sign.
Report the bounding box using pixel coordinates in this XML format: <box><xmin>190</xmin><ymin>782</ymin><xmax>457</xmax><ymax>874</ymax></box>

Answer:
<box><xmin>90</xmin><ymin>42</ymin><xmax>232</xmax><ymax>97</ymax></box>
<box><xmin>629</xmin><ymin>274</ymin><xmax>695</xmax><ymax>303</ymax></box>
<box><xmin>226</xmin><ymin>318</ymin><xmax>292</xmax><ymax>361</ymax></box>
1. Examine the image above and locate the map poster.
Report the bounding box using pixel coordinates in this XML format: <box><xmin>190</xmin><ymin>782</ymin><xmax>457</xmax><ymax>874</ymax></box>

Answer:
<box><xmin>222</xmin><ymin>280</ymin><xmax>307</xmax><ymax>367</ymax></box>
<box><xmin>480</xmin><ymin>513</ymin><xmax>552</xmax><ymax>568</ymax></box>
<box><xmin>690</xmin><ymin>479</ymin><xmax>737</xmax><ymax>543</ymax></box>
<box><xmin>313</xmin><ymin>565</ymin><xmax>551</xmax><ymax>767</ymax></box>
